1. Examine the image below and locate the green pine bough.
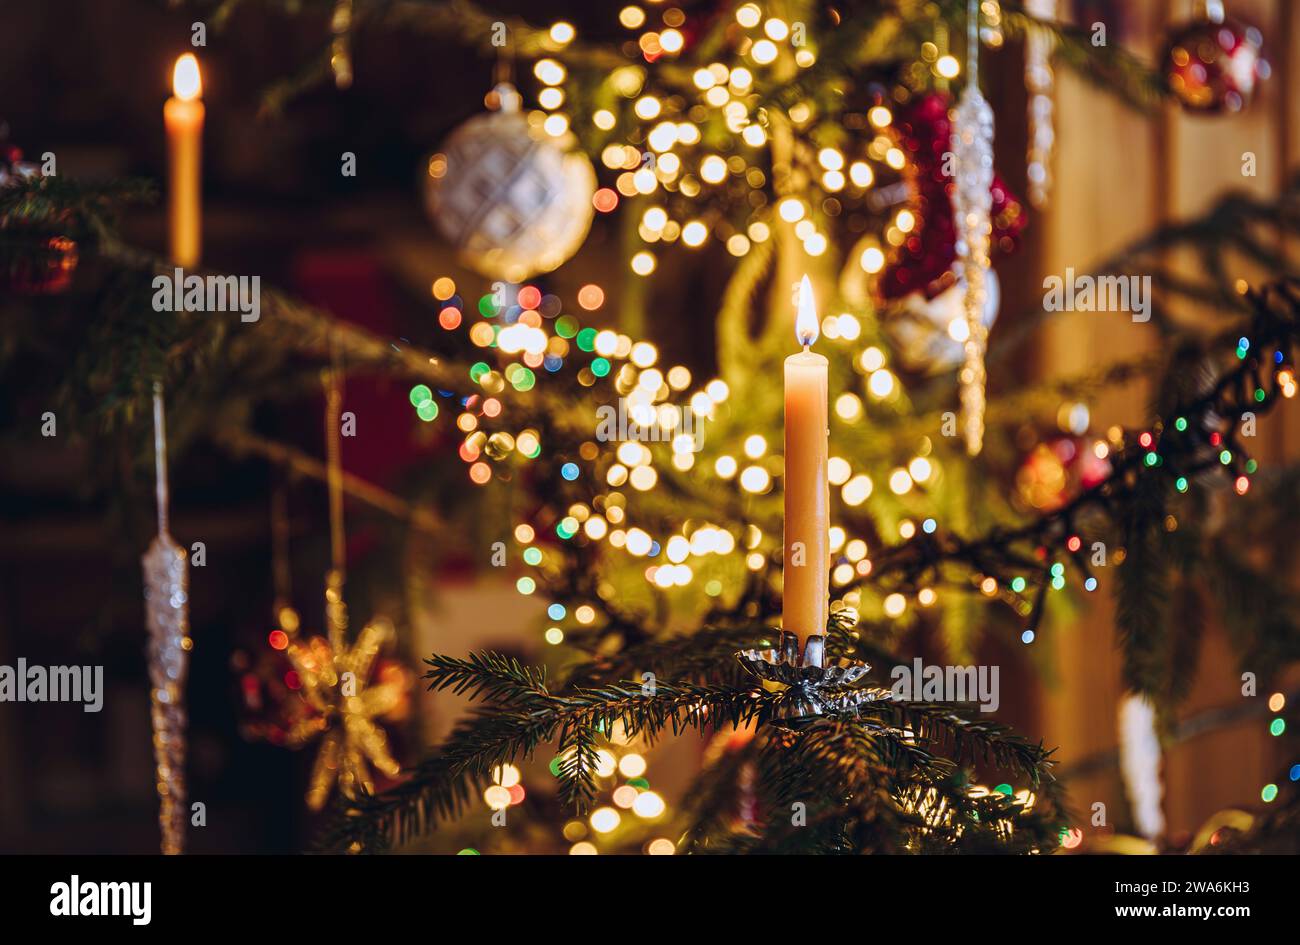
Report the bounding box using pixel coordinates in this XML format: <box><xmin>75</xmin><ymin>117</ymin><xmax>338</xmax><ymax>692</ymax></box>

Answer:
<box><xmin>315</xmin><ymin>631</ymin><xmax>1067</xmax><ymax>854</ymax></box>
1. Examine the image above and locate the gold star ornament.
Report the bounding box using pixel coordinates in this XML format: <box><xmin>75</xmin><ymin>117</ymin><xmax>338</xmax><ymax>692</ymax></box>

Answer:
<box><xmin>284</xmin><ymin>571</ymin><xmax>410</xmax><ymax>811</ymax></box>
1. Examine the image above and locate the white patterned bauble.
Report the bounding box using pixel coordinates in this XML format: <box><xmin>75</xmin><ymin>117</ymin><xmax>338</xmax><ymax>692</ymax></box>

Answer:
<box><xmin>885</xmin><ymin>268</ymin><xmax>1000</xmax><ymax>374</ymax></box>
<box><xmin>423</xmin><ymin>85</ymin><xmax>596</xmax><ymax>283</ymax></box>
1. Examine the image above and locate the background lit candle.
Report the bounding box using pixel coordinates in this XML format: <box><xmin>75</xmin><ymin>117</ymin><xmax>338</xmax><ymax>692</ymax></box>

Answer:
<box><xmin>782</xmin><ymin>275</ymin><xmax>830</xmax><ymax>644</ymax></box>
<box><xmin>164</xmin><ymin>53</ymin><xmax>204</xmax><ymax>268</ymax></box>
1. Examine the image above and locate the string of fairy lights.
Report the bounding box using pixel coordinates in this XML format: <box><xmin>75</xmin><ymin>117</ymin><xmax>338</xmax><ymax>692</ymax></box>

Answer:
<box><xmin>409</xmin><ymin>270</ymin><xmax>953</xmax><ymax>617</ymax></box>
<box><xmin>1263</xmin><ymin>690</ymin><xmax>1291</xmax><ymax>808</ymax></box>
<box><xmin>412</xmin><ymin>271</ymin><xmax>1300</xmax><ymax>662</ymax></box>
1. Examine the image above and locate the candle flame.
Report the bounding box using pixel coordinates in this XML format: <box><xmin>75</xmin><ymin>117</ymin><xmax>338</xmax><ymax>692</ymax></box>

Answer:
<box><xmin>173</xmin><ymin>54</ymin><xmax>202</xmax><ymax>101</ymax></box>
<box><xmin>794</xmin><ymin>274</ymin><xmax>818</xmax><ymax>347</ymax></box>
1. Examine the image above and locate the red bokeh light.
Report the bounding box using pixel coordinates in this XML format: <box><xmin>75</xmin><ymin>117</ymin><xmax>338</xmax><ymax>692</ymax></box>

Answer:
<box><xmin>518</xmin><ymin>285</ymin><xmax>542</xmax><ymax>310</ymax></box>
<box><xmin>593</xmin><ymin>188</ymin><xmax>618</xmax><ymax>212</ymax></box>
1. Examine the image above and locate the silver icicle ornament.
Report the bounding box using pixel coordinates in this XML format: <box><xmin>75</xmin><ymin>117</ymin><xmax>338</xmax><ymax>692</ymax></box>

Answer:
<box><xmin>951</xmin><ymin>0</ymin><xmax>995</xmax><ymax>456</ymax></box>
<box><xmin>141</xmin><ymin>385</ymin><xmax>190</xmax><ymax>854</ymax></box>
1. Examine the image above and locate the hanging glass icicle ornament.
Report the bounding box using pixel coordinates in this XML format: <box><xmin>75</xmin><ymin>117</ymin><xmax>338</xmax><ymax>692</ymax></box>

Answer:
<box><xmin>141</xmin><ymin>382</ymin><xmax>191</xmax><ymax>854</ymax></box>
<box><xmin>951</xmin><ymin>0</ymin><xmax>995</xmax><ymax>456</ymax></box>
<box><xmin>1024</xmin><ymin>0</ymin><xmax>1056</xmax><ymax>207</ymax></box>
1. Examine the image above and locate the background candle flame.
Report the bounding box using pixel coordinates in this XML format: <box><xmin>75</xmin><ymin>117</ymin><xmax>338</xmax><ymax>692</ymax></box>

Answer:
<box><xmin>794</xmin><ymin>274</ymin><xmax>818</xmax><ymax>347</ymax></box>
<box><xmin>173</xmin><ymin>53</ymin><xmax>202</xmax><ymax>101</ymax></box>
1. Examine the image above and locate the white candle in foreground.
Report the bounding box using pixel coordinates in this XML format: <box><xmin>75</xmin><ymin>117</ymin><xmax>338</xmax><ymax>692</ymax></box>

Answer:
<box><xmin>782</xmin><ymin>275</ymin><xmax>830</xmax><ymax>644</ymax></box>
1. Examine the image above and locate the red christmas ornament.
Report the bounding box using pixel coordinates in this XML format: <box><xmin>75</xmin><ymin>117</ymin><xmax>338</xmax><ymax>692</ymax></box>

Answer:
<box><xmin>236</xmin><ymin>635</ymin><xmax>413</xmax><ymax>754</ymax></box>
<box><xmin>1163</xmin><ymin>11</ymin><xmax>1267</xmax><ymax>113</ymax></box>
<box><xmin>1016</xmin><ymin>435</ymin><xmax>1112</xmax><ymax>512</ymax></box>
<box><xmin>877</xmin><ymin>91</ymin><xmax>1027</xmax><ymax>303</ymax></box>
<box><xmin>1</xmin><ymin>233</ymin><xmax>79</xmax><ymax>294</ymax></box>
<box><xmin>0</xmin><ymin>145</ymin><xmax>80</xmax><ymax>294</ymax></box>
<box><xmin>233</xmin><ymin>645</ymin><xmax>302</xmax><ymax>746</ymax></box>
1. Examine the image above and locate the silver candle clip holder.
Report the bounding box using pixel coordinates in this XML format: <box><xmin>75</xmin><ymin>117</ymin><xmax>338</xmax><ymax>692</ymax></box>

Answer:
<box><xmin>736</xmin><ymin>630</ymin><xmax>886</xmax><ymax>726</ymax></box>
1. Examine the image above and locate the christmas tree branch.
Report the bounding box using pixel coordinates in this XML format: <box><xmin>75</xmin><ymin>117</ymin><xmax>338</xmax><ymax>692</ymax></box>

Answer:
<box><xmin>318</xmin><ymin>641</ymin><xmax>1060</xmax><ymax>852</ymax></box>
<box><xmin>216</xmin><ymin>426</ymin><xmax>443</xmax><ymax>533</ymax></box>
<box><xmin>316</xmin><ymin>671</ymin><xmax>764</xmax><ymax>851</ymax></box>
<box><xmin>847</xmin><ymin>281</ymin><xmax>1300</xmax><ymax>596</ymax></box>
<box><xmin>684</xmin><ymin>713</ymin><xmax>1064</xmax><ymax>854</ymax></box>
<box><xmin>0</xmin><ymin>174</ymin><xmax>155</xmax><ymax>241</ymax></box>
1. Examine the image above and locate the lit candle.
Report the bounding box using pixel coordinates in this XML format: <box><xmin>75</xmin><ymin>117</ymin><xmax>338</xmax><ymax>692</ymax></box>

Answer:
<box><xmin>782</xmin><ymin>275</ymin><xmax>829</xmax><ymax>644</ymax></box>
<box><xmin>164</xmin><ymin>53</ymin><xmax>204</xmax><ymax>268</ymax></box>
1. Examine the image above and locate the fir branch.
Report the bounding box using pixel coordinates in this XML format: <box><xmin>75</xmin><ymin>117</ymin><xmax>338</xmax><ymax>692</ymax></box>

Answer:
<box><xmin>857</xmin><ymin>699</ymin><xmax>1056</xmax><ymax>787</ymax></box>
<box><xmin>554</xmin><ymin>723</ymin><xmax>601</xmax><ymax>813</ymax></box>
<box><xmin>676</xmin><ymin>733</ymin><xmax>763</xmax><ymax>852</ymax></box>
<box><xmin>1114</xmin><ymin>461</ymin><xmax>1172</xmax><ymax>696</ymax></box>
<box><xmin>423</xmin><ymin>651</ymin><xmax>550</xmax><ymax>705</ymax></box>
<box><xmin>713</xmin><ymin>716</ymin><xmax>1063</xmax><ymax>854</ymax></box>
<box><xmin>319</xmin><ymin>645</ymin><xmax>1059</xmax><ymax>853</ymax></box>
<box><xmin>893</xmin><ymin>774</ymin><xmax>1068</xmax><ymax>854</ymax></box>
<box><xmin>217</xmin><ymin>426</ymin><xmax>443</xmax><ymax>533</ymax></box>
<box><xmin>563</xmin><ymin>622</ymin><xmax>772</xmax><ymax>688</ymax></box>
<box><xmin>317</xmin><ymin>667</ymin><xmax>766</xmax><ymax>851</ymax></box>
<box><xmin>1207</xmin><ymin>538</ymin><xmax>1300</xmax><ymax>677</ymax></box>
<box><xmin>0</xmin><ymin>175</ymin><xmax>155</xmax><ymax>241</ymax></box>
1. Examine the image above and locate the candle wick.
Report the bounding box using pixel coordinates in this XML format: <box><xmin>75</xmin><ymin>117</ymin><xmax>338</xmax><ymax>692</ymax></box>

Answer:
<box><xmin>802</xmin><ymin>343</ymin><xmax>810</xmax><ymax>353</ymax></box>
